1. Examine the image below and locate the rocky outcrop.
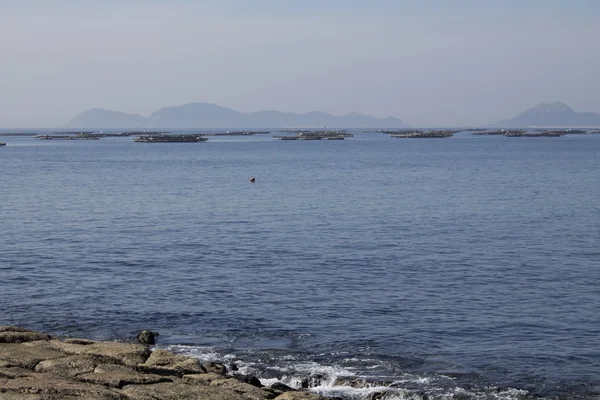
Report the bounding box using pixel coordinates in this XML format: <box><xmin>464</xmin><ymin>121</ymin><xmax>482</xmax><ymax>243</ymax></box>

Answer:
<box><xmin>43</xmin><ymin>339</ymin><xmax>150</xmax><ymax>367</ymax></box>
<box><xmin>137</xmin><ymin>349</ymin><xmax>205</xmax><ymax>377</ymax></box>
<box><xmin>0</xmin><ymin>343</ymin><xmax>66</xmax><ymax>369</ymax></box>
<box><xmin>0</xmin><ymin>326</ymin><xmax>329</xmax><ymax>400</ymax></box>
<box><xmin>136</xmin><ymin>331</ymin><xmax>158</xmax><ymax>345</ymax></box>
<box><xmin>0</xmin><ymin>327</ymin><xmax>51</xmax><ymax>344</ymax></box>
<box><xmin>201</xmin><ymin>361</ymin><xmax>227</xmax><ymax>376</ymax></box>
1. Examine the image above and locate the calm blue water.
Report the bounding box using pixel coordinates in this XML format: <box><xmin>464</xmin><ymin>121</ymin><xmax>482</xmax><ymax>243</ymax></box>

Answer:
<box><xmin>1</xmin><ymin>132</ymin><xmax>599</xmax><ymax>399</ymax></box>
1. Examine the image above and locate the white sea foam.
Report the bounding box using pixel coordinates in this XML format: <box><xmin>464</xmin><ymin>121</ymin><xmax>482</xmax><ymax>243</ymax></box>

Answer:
<box><xmin>159</xmin><ymin>345</ymin><xmax>535</xmax><ymax>400</ymax></box>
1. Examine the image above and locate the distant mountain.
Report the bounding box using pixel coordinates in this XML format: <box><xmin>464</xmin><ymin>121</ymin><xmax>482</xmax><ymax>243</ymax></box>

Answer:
<box><xmin>499</xmin><ymin>102</ymin><xmax>600</xmax><ymax>127</ymax></box>
<box><xmin>65</xmin><ymin>102</ymin><xmax>408</xmax><ymax>129</ymax></box>
<box><xmin>67</xmin><ymin>108</ymin><xmax>147</xmax><ymax>129</ymax></box>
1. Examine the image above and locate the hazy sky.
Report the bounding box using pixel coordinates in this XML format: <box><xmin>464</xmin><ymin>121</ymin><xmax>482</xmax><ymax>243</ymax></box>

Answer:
<box><xmin>1</xmin><ymin>0</ymin><xmax>599</xmax><ymax>127</ymax></box>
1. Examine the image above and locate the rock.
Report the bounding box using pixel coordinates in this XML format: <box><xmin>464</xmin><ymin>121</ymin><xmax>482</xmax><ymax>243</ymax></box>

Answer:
<box><xmin>261</xmin><ymin>387</ymin><xmax>284</xmax><ymax>400</ymax></box>
<box><xmin>0</xmin><ymin>373</ymin><xmax>123</xmax><ymax>399</ymax></box>
<box><xmin>274</xmin><ymin>392</ymin><xmax>326</xmax><ymax>400</ymax></box>
<box><xmin>333</xmin><ymin>376</ymin><xmax>391</xmax><ymax>388</ymax></box>
<box><xmin>64</xmin><ymin>338</ymin><xmax>97</xmax><ymax>345</ymax></box>
<box><xmin>119</xmin><ymin>382</ymin><xmax>255</xmax><ymax>400</ymax></box>
<box><xmin>136</xmin><ymin>330</ymin><xmax>158</xmax><ymax>345</ymax></box>
<box><xmin>367</xmin><ymin>392</ymin><xmax>387</xmax><ymax>400</ymax></box>
<box><xmin>300</xmin><ymin>374</ymin><xmax>325</xmax><ymax>389</ymax></box>
<box><xmin>45</xmin><ymin>339</ymin><xmax>150</xmax><ymax>367</ymax></box>
<box><xmin>202</xmin><ymin>361</ymin><xmax>227</xmax><ymax>375</ymax></box>
<box><xmin>77</xmin><ymin>363</ymin><xmax>172</xmax><ymax>388</ymax></box>
<box><xmin>206</xmin><ymin>376</ymin><xmax>272</xmax><ymax>398</ymax></box>
<box><xmin>0</xmin><ymin>343</ymin><xmax>66</xmax><ymax>369</ymax></box>
<box><xmin>0</xmin><ymin>327</ymin><xmax>51</xmax><ymax>343</ymax></box>
<box><xmin>0</xmin><ymin>395</ymin><xmax>120</xmax><ymax>400</ymax></box>
<box><xmin>184</xmin><ymin>373</ymin><xmax>274</xmax><ymax>399</ymax></box>
<box><xmin>0</xmin><ymin>367</ymin><xmax>35</xmax><ymax>379</ymax></box>
<box><xmin>234</xmin><ymin>372</ymin><xmax>263</xmax><ymax>387</ymax></box>
<box><xmin>0</xmin><ymin>393</ymin><xmax>42</xmax><ymax>400</ymax></box>
<box><xmin>35</xmin><ymin>354</ymin><xmax>110</xmax><ymax>378</ymax></box>
<box><xmin>333</xmin><ymin>376</ymin><xmax>362</xmax><ymax>387</ymax></box>
<box><xmin>137</xmin><ymin>349</ymin><xmax>205</xmax><ymax>377</ymax></box>
<box><xmin>270</xmin><ymin>382</ymin><xmax>296</xmax><ymax>392</ymax></box>
<box><xmin>0</xmin><ymin>329</ymin><xmax>326</xmax><ymax>400</ymax></box>
<box><xmin>0</xmin><ymin>332</ymin><xmax>51</xmax><ymax>344</ymax></box>
<box><xmin>182</xmin><ymin>372</ymin><xmax>231</xmax><ymax>386</ymax></box>
<box><xmin>0</xmin><ymin>327</ymin><xmax>33</xmax><ymax>333</ymax></box>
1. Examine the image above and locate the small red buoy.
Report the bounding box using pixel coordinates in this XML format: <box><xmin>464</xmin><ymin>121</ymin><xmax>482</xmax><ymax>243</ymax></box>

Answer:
<box><xmin>249</xmin><ymin>177</ymin><xmax>256</xmax><ymax>182</ymax></box>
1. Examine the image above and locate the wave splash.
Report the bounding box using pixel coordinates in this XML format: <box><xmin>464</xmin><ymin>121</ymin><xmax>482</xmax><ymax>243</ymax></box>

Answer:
<box><xmin>162</xmin><ymin>344</ymin><xmax>533</xmax><ymax>400</ymax></box>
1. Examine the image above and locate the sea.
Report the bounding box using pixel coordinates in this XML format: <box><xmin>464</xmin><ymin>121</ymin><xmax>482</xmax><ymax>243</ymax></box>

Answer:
<box><xmin>1</xmin><ymin>130</ymin><xmax>599</xmax><ymax>399</ymax></box>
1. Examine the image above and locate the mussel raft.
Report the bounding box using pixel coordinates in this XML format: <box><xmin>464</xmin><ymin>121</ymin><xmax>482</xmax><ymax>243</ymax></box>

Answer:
<box><xmin>133</xmin><ymin>135</ymin><xmax>208</xmax><ymax>143</ymax></box>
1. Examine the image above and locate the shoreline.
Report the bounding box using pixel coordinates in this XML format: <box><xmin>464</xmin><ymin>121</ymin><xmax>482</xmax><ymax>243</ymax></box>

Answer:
<box><xmin>0</xmin><ymin>326</ymin><xmax>330</xmax><ymax>400</ymax></box>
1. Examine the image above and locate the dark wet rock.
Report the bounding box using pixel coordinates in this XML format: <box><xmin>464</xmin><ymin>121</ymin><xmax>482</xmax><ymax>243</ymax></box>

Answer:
<box><xmin>77</xmin><ymin>363</ymin><xmax>172</xmax><ymax>388</ymax></box>
<box><xmin>334</xmin><ymin>376</ymin><xmax>368</xmax><ymax>387</ymax></box>
<box><xmin>137</xmin><ymin>349</ymin><xmax>205</xmax><ymax>377</ymax></box>
<box><xmin>202</xmin><ymin>361</ymin><xmax>227</xmax><ymax>375</ymax></box>
<box><xmin>452</xmin><ymin>391</ymin><xmax>473</xmax><ymax>400</ymax></box>
<box><xmin>300</xmin><ymin>373</ymin><xmax>326</xmax><ymax>388</ymax></box>
<box><xmin>335</xmin><ymin>376</ymin><xmax>392</xmax><ymax>389</ymax></box>
<box><xmin>234</xmin><ymin>372</ymin><xmax>263</xmax><ymax>387</ymax></box>
<box><xmin>136</xmin><ymin>330</ymin><xmax>158</xmax><ymax>345</ymax></box>
<box><xmin>367</xmin><ymin>392</ymin><xmax>387</xmax><ymax>400</ymax></box>
<box><xmin>262</xmin><ymin>387</ymin><xmax>284</xmax><ymax>399</ymax></box>
<box><xmin>270</xmin><ymin>382</ymin><xmax>296</xmax><ymax>392</ymax></box>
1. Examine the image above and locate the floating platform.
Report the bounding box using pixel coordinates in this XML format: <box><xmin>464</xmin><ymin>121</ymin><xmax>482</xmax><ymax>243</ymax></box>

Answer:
<box><xmin>472</xmin><ymin>130</ymin><xmax>522</xmax><ymax>136</ymax></box>
<box><xmin>274</xmin><ymin>130</ymin><xmax>352</xmax><ymax>140</ymax></box>
<box><xmin>34</xmin><ymin>135</ymin><xmax>100</xmax><ymax>140</ymax></box>
<box><xmin>273</xmin><ymin>135</ymin><xmax>347</xmax><ymax>140</ymax></box>
<box><xmin>206</xmin><ymin>131</ymin><xmax>270</xmax><ymax>136</ymax></box>
<box><xmin>473</xmin><ymin>129</ymin><xmax>592</xmax><ymax>137</ymax></box>
<box><xmin>133</xmin><ymin>134</ymin><xmax>208</xmax><ymax>143</ymax></box>
<box><xmin>0</xmin><ymin>132</ymin><xmax>38</xmax><ymax>136</ymax></box>
<box><xmin>504</xmin><ymin>131</ymin><xmax>564</xmax><ymax>137</ymax></box>
<box><xmin>391</xmin><ymin>130</ymin><xmax>454</xmax><ymax>138</ymax></box>
<box><xmin>212</xmin><ymin>131</ymin><xmax>270</xmax><ymax>136</ymax></box>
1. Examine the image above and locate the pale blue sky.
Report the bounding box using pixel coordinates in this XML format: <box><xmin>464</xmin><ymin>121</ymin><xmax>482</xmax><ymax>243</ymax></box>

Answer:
<box><xmin>1</xmin><ymin>0</ymin><xmax>599</xmax><ymax>127</ymax></box>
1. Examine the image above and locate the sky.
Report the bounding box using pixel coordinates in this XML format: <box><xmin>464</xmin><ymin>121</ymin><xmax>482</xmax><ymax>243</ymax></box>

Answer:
<box><xmin>1</xmin><ymin>0</ymin><xmax>599</xmax><ymax>127</ymax></box>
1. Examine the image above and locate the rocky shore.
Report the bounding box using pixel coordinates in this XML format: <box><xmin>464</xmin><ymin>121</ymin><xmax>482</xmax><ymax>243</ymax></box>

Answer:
<box><xmin>0</xmin><ymin>326</ymin><xmax>331</xmax><ymax>400</ymax></box>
